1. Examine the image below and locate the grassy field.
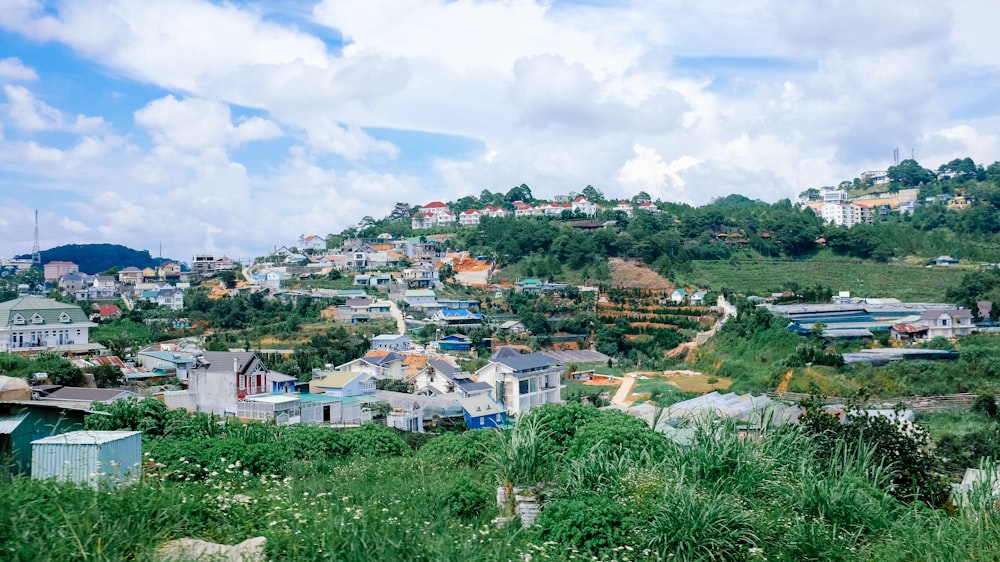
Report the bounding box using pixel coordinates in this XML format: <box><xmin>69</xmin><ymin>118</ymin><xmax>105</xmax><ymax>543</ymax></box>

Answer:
<box><xmin>676</xmin><ymin>255</ymin><xmax>967</xmax><ymax>302</ymax></box>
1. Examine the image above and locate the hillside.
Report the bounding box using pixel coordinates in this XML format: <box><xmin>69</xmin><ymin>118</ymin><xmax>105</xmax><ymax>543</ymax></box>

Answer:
<box><xmin>18</xmin><ymin>244</ymin><xmax>176</xmax><ymax>274</ymax></box>
<box><xmin>676</xmin><ymin>254</ymin><xmax>967</xmax><ymax>302</ymax></box>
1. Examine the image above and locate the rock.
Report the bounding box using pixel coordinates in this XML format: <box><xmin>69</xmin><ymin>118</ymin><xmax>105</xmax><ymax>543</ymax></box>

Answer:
<box><xmin>159</xmin><ymin>537</ymin><xmax>266</xmax><ymax>562</ymax></box>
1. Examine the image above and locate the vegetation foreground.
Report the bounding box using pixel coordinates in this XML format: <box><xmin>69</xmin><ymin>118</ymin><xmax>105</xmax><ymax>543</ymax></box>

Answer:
<box><xmin>3</xmin><ymin>400</ymin><xmax>1000</xmax><ymax>561</ymax></box>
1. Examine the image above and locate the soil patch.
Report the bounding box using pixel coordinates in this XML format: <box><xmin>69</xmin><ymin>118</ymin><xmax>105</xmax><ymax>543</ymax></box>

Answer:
<box><xmin>609</xmin><ymin>258</ymin><xmax>673</xmax><ymax>290</ymax></box>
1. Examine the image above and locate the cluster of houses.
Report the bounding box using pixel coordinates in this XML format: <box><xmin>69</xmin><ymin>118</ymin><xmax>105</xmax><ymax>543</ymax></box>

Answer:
<box><xmin>411</xmin><ymin>197</ymin><xmax>660</xmax><ymax>230</ymax></box>
<box><xmin>42</xmin><ymin>260</ymin><xmax>189</xmax><ymax>309</ymax></box>
<box><xmin>802</xmin><ymin>185</ymin><xmax>981</xmax><ymax>228</ymax></box>
<box><xmin>0</xmin><ymin>294</ymin><xmax>569</xmax><ymax>438</ymax></box>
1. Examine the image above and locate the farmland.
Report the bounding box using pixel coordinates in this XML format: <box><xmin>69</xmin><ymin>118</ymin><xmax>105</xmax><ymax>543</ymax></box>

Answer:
<box><xmin>676</xmin><ymin>256</ymin><xmax>966</xmax><ymax>302</ymax></box>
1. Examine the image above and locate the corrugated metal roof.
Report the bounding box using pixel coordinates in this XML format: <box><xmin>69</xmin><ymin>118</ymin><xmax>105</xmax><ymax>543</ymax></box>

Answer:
<box><xmin>0</xmin><ymin>411</ymin><xmax>28</xmax><ymax>434</ymax></box>
<box><xmin>31</xmin><ymin>430</ymin><xmax>141</xmax><ymax>445</ymax></box>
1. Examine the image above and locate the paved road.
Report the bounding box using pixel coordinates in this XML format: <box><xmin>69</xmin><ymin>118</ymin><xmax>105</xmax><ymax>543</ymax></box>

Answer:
<box><xmin>612</xmin><ymin>375</ymin><xmax>638</xmax><ymax>406</ymax></box>
<box><xmin>388</xmin><ymin>300</ymin><xmax>407</xmax><ymax>335</ymax></box>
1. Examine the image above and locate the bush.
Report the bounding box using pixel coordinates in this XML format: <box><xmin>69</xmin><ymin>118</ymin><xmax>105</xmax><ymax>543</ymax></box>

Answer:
<box><xmin>341</xmin><ymin>424</ymin><xmax>410</xmax><ymax>458</ymax></box>
<box><xmin>417</xmin><ymin>431</ymin><xmax>494</xmax><ymax>467</ymax></box>
<box><xmin>567</xmin><ymin>410</ymin><xmax>669</xmax><ymax>464</ymax></box>
<box><xmin>282</xmin><ymin>424</ymin><xmax>348</xmax><ymax>461</ymax></box>
<box><xmin>973</xmin><ymin>393</ymin><xmax>999</xmax><ymax>420</ymax></box>
<box><xmin>535</xmin><ymin>496</ymin><xmax>631</xmax><ymax>556</ymax></box>
<box><xmin>86</xmin><ymin>397</ymin><xmax>183</xmax><ymax>437</ymax></box>
<box><xmin>442</xmin><ymin>476</ymin><xmax>491</xmax><ymax>520</ymax></box>
<box><xmin>522</xmin><ymin>402</ymin><xmax>602</xmax><ymax>452</ymax></box>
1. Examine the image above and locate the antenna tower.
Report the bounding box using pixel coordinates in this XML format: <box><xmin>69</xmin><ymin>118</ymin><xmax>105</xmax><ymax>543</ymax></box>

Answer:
<box><xmin>31</xmin><ymin>210</ymin><xmax>41</xmax><ymax>269</ymax></box>
<box><xmin>893</xmin><ymin>148</ymin><xmax>899</xmax><ymax>166</ymax></box>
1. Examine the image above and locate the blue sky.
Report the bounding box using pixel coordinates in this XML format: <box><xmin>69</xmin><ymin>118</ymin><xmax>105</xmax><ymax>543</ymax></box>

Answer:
<box><xmin>1</xmin><ymin>0</ymin><xmax>999</xmax><ymax>261</ymax></box>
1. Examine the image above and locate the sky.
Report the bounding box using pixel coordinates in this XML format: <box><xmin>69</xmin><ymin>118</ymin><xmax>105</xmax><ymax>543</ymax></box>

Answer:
<box><xmin>1</xmin><ymin>0</ymin><xmax>999</xmax><ymax>263</ymax></box>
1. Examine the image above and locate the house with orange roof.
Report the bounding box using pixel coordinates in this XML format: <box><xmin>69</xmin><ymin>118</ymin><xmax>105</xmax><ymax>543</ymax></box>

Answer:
<box><xmin>299</xmin><ymin>234</ymin><xmax>326</xmax><ymax>252</ymax></box>
<box><xmin>337</xmin><ymin>351</ymin><xmax>407</xmax><ymax>380</ymax></box>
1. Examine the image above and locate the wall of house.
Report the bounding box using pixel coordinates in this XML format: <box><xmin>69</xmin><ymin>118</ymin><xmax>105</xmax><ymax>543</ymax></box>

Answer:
<box><xmin>189</xmin><ymin>371</ymin><xmax>238</xmax><ymax>416</ymax></box>
<box><xmin>1</xmin><ymin>324</ymin><xmax>90</xmax><ymax>351</ymax></box>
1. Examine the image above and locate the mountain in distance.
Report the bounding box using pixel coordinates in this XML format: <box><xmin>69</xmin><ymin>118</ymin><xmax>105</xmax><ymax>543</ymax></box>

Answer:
<box><xmin>17</xmin><ymin>244</ymin><xmax>178</xmax><ymax>274</ymax></box>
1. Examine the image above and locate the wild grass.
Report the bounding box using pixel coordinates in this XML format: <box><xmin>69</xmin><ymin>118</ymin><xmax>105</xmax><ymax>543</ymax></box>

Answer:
<box><xmin>4</xmin><ymin>403</ymin><xmax>1000</xmax><ymax>561</ymax></box>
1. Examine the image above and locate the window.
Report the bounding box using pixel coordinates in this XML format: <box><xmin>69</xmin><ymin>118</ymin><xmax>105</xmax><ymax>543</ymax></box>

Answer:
<box><xmin>31</xmin><ymin>314</ymin><xmax>43</xmax><ymax>324</ymax></box>
<box><xmin>12</xmin><ymin>314</ymin><xmax>25</xmax><ymax>325</ymax></box>
<box><xmin>59</xmin><ymin>312</ymin><xmax>71</xmax><ymax>323</ymax></box>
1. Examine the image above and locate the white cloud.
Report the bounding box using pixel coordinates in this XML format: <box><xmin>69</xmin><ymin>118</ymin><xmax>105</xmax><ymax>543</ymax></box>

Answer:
<box><xmin>134</xmin><ymin>95</ymin><xmax>280</xmax><ymax>154</ymax></box>
<box><xmin>0</xmin><ymin>57</ymin><xmax>37</xmax><ymax>81</ymax></box>
<box><xmin>2</xmin><ymin>85</ymin><xmax>106</xmax><ymax>133</ymax></box>
<box><xmin>1</xmin><ymin>0</ymin><xmax>1000</xmax><ymax>260</ymax></box>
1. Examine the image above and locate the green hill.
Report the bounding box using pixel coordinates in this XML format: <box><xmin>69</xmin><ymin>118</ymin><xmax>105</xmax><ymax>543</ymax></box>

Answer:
<box><xmin>18</xmin><ymin>244</ymin><xmax>176</xmax><ymax>274</ymax></box>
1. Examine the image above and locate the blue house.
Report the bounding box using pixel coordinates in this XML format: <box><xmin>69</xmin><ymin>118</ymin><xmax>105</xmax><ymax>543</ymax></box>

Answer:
<box><xmin>268</xmin><ymin>372</ymin><xmax>298</xmax><ymax>393</ymax></box>
<box><xmin>437</xmin><ymin>333</ymin><xmax>472</xmax><ymax>352</ymax></box>
<box><xmin>459</xmin><ymin>394</ymin><xmax>507</xmax><ymax>430</ymax></box>
<box><xmin>433</xmin><ymin>308</ymin><xmax>483</xmax><ymax>325</ymax></box>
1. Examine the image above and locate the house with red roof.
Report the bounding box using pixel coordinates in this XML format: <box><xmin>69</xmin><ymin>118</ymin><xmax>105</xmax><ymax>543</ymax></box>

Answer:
<box><xmin>480</xmin><ymin>205</ymin><xmax>509</xmax><ymax>218</ymax></box>
<box><xmin>613</xmin><ymin>201</ymin><xmax>633</xmax><ymax>217</ymax></box>
<box><xmin>459</xmin><ymin>208</ymin><xmax>481</xmax><ymax>226</ymax></box>
<box><xmin>571</xmin><ymin>196</ymin><xmax>597</xmax><ymax>217</ymax></box>
<box><xmin>92</xmin><ymin>304</ymin><xmax>122</xmax><ymax>321</ymax></box>
<box><xmin>412</xmin><ymin>202</ymin><xmax>456</xmax><ymax>230</ymax></box>
<box><xmin>638</xmin><ymin>201</ymin><xmax>660</xmax><ymax>213</ymax></box>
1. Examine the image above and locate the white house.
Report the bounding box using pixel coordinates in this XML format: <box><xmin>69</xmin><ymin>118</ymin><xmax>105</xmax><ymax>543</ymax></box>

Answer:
<box><xmin>459</xmin><ymin>209</ymin><xmax>481</xmax><ymax>226</ymax></box>
<box><xmin>919</xmin><ymin>309</ymin><xmax>974</xmax><ymax>339</ymax></box>
<box><xmin>480</xmin><ymin>206</ymin><xmax>509</xmax><ymax>218</ymax></box>
<box><xmin>187</xmin><ymin>352</ymin><xmax>273</xmax><ymax>416</ymax></box>
<box><xmin>299</xmin><ymin>234</ymin><xmax>326</xmax><ymax>252</ymax></box>
<box><xmin>403</xmin><ymin>289</ymin><xmax>438</xmax><ymax>308</ymax></box>
<box><xmin>412</xmin><ymin>202</ymin><xmax>456</xmax><ymax>230</ymax></box>
<box><xmin>638</xmin><ymin>201</ymin><xmax>659</xmax><ymax>213</ymax></box>
<box><xmin>0</xmin><ymin>297</ymin><xmax>97</xmax><ymax>353</ymax></box>
<box><xmin>571</xmin><ymin>197</ymin><xmax>598</xmax><ymax>217</ymax></box>
<box><xmin>337</xmin><ymin>351</ymin><xmax>406</xmax><ymax>380</ymax></box>
<box><xmin>513</xmin><ymin>201</ymin><xmax>540</xmax><ymax>218</ymax></box>
<box><xmin>371</xmin><ymin>334</ymin><xmax>412</xmax><ymax>352</ymax></box>
<box><xmin>310</xmin><ymin>371</ymin><xmax>376</xmax><ymax>398</ymax></box>
<box><xmin>414</xmin><ymin>359</ymin><xmax>492</xmax><ymax>398</ymax></box>
<box><xmin>474</xmin><ymin>347</ymin><xmax>564</xmax><ymax>417</ymax></box>
<box><xmin>671</xmin><ymin>288</ymin><xmax>688</xmax><ymax>304</ymax></box>
<box><xmin>613</xmin><ymin>201</ymin><xmax>633</xmax><ymax>217</ymax></box>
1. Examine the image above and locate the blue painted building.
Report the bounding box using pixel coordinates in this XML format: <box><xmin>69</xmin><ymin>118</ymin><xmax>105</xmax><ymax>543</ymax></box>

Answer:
<box><xmin>459</xmin><ymin>394</ymin><xmax>507</xmax><ymax>430</ymax></box>
<box><xmin>437</xmin><ymin>333</ymin><xmax>472</xmax><ymax>352</ymax></box>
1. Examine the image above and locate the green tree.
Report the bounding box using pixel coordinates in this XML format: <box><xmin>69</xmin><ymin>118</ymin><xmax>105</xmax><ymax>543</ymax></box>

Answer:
<box><xmin>87</xmin><ymin>363</ymin><xmax>123</xmax><ymax>388</ymax></box>
<box><xmin>887</xmin><ymin>159</ymin><xmax>935</xmax><ymax>187</ymax></box>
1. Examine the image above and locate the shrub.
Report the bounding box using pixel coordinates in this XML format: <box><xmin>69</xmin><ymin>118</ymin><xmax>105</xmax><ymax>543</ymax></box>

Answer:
<box><xmin>86</xmin><ymin>397</ymin><xmax>183</xmax><ymax>437</ymax></box>
<box><xmin>535</xmin><ymin>496</ymin><xmax>631</xmax><ymax>556</ymax></box>
<box><xmin>521</xmin><ymin>402</ymin><xmax>602</xmax><ymax>452</ymax></box>
<box><xmin>973</xmin><ymin>393</ymin><xmax>999</xmax><ymax>420</ymax></box>
<box><xmin>417</xmin><ymin>431</ymin><xmax>493</xmax><ymax>467</ymax></box>
<box><xmin>567</xmin><ymin>410</ymin><xmax>669</xmax><ymax>464</ymax></box>
<box><xmin>800</xmin><ymin>404</ymin><xmax>949</xmax><ymax>507</ymax></box>
<box><xmin>442</xmin><ymin>476</ymin><xmax>492</xmax><ymax>520</ymax></box>
<box><xmin>282</xmin><ymin>424</ymin><xmax>348</xmax><ymax>461</ymax></box>
<box><xmin>341</xmin><ymin>424</ymin><xmax>410</xmax><ymax>457</ymax></box>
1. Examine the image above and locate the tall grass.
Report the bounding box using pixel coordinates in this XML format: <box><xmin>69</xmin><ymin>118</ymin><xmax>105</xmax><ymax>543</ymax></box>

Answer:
<box><xmin>5</xmin><ymin>403</ymin><xmax>1000</xmax><ymax>561</ymax></box>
